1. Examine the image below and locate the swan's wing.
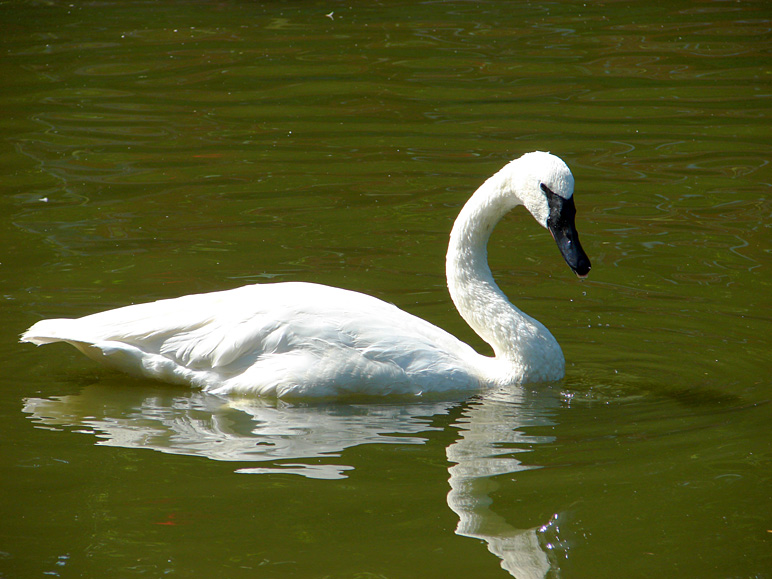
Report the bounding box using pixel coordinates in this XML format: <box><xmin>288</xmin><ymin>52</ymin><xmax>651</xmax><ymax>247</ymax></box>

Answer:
<box><xmin>22</xmin><ymin>282</ymin><xmax>485</xmax><ymax>396</ymax></box>
<box><xmin>23</xmin><ymin>283</ymin><xmax>331</xmax><ymax>363</ymax></box>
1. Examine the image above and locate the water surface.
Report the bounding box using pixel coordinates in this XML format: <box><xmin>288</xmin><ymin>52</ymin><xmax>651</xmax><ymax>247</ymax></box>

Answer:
<box><xmin>2</xmin><ymin>1</ymin><xmax>770</xmax><ymax>577</ymax></box>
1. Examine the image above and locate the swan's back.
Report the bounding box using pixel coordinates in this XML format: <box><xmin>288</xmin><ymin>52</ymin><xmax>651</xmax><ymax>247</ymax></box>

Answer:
<box><xmin>23</xmin><ymin>282</ymin><xmax>486</xmax><ymax>397</ymax></box>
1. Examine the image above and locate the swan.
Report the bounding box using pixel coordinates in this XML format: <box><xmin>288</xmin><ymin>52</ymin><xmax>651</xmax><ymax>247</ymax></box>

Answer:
<box><xmin>21</xmin><ymin>151</ymin><xmax>591</xmax><ymax>398</ymax></box>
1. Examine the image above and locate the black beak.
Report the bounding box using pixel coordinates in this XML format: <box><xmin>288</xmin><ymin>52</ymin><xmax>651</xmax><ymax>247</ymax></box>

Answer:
<box><xmin>541</xmin><ymin>184</ymin><xmax>591</xmax><ymax>278</ymax></box>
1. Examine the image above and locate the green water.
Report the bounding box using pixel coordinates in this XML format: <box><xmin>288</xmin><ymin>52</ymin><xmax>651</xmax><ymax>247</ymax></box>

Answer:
<box><xmin>2</xmin><ymin>1</ymin><xmax>770</xmax><ymax>577</ymax></box>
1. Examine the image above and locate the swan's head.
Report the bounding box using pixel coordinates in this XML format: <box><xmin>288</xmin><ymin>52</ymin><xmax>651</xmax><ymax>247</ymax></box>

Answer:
<box><xmin>508</xmin><ymin>151</ymin><xmax>591</xmax><ymax>278</ymax></box>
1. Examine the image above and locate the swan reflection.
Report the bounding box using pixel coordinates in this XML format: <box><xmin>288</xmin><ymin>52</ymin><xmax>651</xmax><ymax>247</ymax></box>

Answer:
<box><xmin>447</xmin><ymin>388</ymin><xmax>563</xmax><ymax>578</ymax></box>
<box><xmin>24</xmin><ymin>383</ymin><xmax>565</xmax><ymax>577</ymax></box>
<box><xmin>23</xmin><ymin>383</ymin><xmax>453</xmax><ymax>479</ymax></box>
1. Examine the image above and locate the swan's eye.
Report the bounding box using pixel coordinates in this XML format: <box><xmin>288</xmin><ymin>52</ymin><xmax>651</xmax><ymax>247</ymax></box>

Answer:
<box><xmin>540</xmin><ymin>183</ymin><xmax>555</xmax><ymax>196</ymax></box>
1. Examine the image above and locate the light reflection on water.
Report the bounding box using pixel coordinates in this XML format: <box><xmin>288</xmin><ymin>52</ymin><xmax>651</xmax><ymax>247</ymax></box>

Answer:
<box><xmin>24</xmin><ymin>388</ymin><xmax>451</xmax><ymax>479</ymax></box>
<box><xmin>24</xmin><ymin>384</ymin><xmax>563</xmax><ymax>578</ymax></box>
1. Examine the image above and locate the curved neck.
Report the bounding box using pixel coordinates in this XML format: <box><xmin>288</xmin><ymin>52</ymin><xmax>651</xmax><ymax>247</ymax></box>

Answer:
<box><xmin>445</xmin><ymin>168</ymin><xmax>563</xmax><ymax>381</ymax></box>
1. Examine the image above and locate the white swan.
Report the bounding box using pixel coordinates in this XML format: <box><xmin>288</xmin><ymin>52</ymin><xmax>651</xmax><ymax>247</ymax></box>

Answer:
<box><xmin>21</xmin><ymin>151</ymin><xmax>591</xmax><ymax>398</ymax></box>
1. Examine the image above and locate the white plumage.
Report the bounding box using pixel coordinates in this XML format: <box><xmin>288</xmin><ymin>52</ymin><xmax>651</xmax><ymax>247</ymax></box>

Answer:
<box><xmin>22</xmin><ymin>152</ymin><xmax>591</xmax><ymax>398</ymax></box>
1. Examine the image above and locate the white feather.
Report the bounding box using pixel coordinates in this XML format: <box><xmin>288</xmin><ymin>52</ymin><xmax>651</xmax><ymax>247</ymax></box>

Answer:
<box><xmin>22</xmin><ymin>152</ymin><xmax>588</xmax><ymax>398</ymax></box>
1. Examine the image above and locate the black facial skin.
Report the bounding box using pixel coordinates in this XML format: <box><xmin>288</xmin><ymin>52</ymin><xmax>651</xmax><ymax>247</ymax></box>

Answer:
<box><xmin>540</xmin><ymin>183</ymin><xmax>591</xmax><ymax>278</ymax></box>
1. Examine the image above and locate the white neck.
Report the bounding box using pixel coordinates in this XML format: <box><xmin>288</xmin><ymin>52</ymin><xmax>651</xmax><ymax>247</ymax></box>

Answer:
<box><xmin>445</xmin><ymin>164</ymin><xmax>564</xmax><ymax>384</ymax></box>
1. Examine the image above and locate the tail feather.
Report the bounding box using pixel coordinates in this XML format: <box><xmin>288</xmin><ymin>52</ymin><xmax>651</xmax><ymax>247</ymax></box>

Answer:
<box><xmin>21</xmin><ymin>319</ymin><xmax>81</xmax><ymax>346</ymax></box>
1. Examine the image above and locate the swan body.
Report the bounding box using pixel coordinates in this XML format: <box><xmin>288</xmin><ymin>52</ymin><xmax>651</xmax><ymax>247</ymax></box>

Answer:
<box><xmin>22</xmin><ymin>152</ymin><xmax>591</xmax><ymax>398</ymax></box>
